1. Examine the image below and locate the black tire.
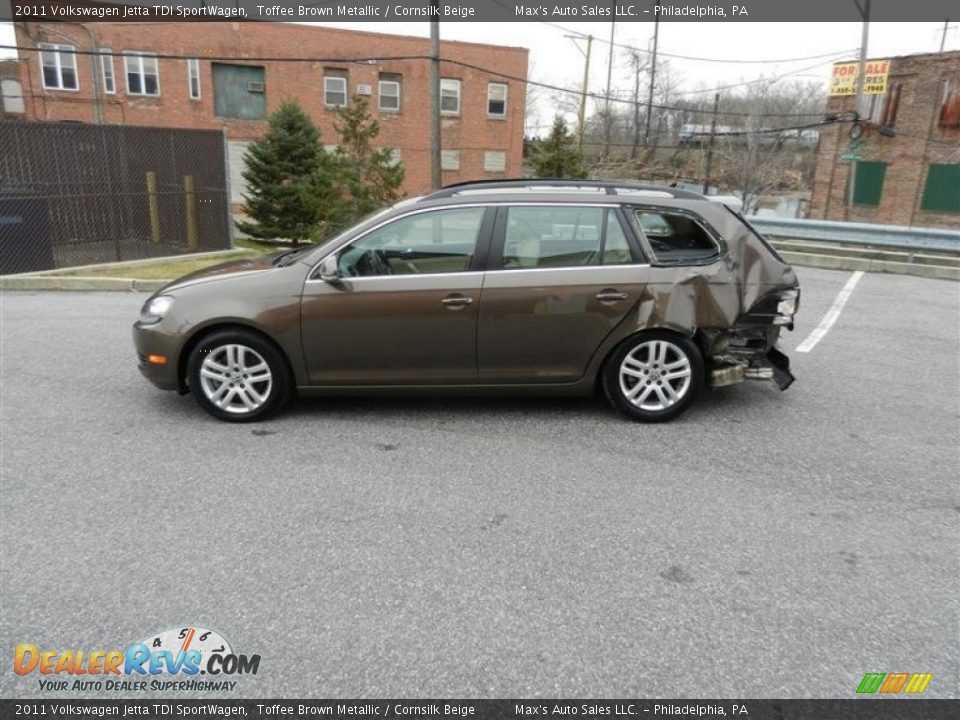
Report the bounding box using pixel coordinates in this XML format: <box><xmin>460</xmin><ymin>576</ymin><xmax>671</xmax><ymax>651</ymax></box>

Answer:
<box><xmin>186</xmin><ymin>329</ymin><xmax>292</xmax><ymax>422</ymax></box>
<box><xmin>602</xmin><ymin>331</ymin><xmax>704</xmax><ymax>422</ymax></box>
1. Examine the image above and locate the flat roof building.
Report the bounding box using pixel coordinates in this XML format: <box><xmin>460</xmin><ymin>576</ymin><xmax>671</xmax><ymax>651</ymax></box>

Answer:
<box><xmin>808</xmin><ymin>51</ymin><xmax>960</xmax><ymax>229</ymax></box>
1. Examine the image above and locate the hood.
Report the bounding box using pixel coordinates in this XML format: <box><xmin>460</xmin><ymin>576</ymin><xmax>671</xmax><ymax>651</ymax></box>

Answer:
<box><xmin>159</xmin><ymin>255</ymin><xmax>279</xmax><ymax>293</ymax></box>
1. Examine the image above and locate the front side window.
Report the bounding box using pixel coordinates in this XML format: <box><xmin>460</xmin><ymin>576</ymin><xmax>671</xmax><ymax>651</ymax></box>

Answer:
<box><xmin>501</xmin><ymin>207</ymin><xmax>634</xmax><ymax>269</ymax></box>
<box><xmin>487</xmin><ymin>82</ymin><xmax>507</xmax><ymax>117</ymax></box>
<box><xmin>634</xmin><ymin>209</ymin><xmax>719</xmax><ymax>262</ymax></box>
<box><xmin>337</xmin><ymin>207</ymin><xmax>486</xmax><ymax>277</ymax></box>
<box><xmin>324</xmin><ymin>74</ymin><xmax>347</xmax><ymax>107</ymax></box>
<box><xmin>440</xmin><ymin>78</ymin><xmax>461</xmax><ymax>115</ymax></box>
<box><xmin>39</xmin><ymin>43</ymin><xmax>78</xmax><ymax>91</ymax></box>
<box><xmin>187</xmin><ymin>58</ymin><xmax>201</xmax><ymax>100</ymax></box>
<box><xmin>125</xmin><ymin>53</ymin><xmax>160</xmax><ymax>96</ymax></box>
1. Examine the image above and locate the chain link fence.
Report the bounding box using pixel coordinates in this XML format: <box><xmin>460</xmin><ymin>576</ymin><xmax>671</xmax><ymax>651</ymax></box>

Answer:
<box><xmin>0</xmin><ymin>120</ymin><xmax>232</xmax><ymax>274</ymax></box>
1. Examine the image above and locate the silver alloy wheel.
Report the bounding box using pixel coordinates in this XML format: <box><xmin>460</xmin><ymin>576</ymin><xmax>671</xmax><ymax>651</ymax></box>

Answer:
<box><xmin>198</xmin><ymin>344</ymin><xmax>273</xmax><ymax>415</ymax></box>
<box><xmin>618</xmin><ymin>339</ymin><xmax>693</xmax><ymax>411</ymax></box>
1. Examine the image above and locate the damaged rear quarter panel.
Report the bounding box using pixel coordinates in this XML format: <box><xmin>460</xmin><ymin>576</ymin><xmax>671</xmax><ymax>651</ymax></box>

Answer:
<box><xmin>609</xmin><ymin>200</ymin><xmax>798</xmax><ymax>360</ymax></box>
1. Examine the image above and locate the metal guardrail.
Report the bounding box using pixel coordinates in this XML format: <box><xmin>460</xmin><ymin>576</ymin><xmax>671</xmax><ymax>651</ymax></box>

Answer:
<box><xmin>745</xmin><ymin>216</ymin><xmax>960</xmax><ymax>254</ymax></box>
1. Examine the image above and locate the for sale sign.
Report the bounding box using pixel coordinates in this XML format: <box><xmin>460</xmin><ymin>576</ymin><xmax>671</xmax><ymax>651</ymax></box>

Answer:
<box><xmin>829</xmin><ymin>59</ymin><xmax>890</xmax><ymax>96</ymax></box>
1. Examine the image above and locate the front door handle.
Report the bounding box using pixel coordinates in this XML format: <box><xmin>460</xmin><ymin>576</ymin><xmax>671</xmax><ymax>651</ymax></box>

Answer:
<box><xmin>595</xmin><ymin>290</ymin><xmax>628</xmax><ymax>303</ymax></box>
<box><xmin>441</xmin><ymin>294</ymin><xmax>473</xmax><ymax>309</ymax></box>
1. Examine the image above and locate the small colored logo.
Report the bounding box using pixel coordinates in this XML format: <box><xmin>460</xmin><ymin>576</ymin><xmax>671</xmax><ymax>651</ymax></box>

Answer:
<box><xmin>13</xmin><ymin>626</ymin><xmax>260</xmax><ymax>692</ymax></box>
<box><xmin>856</xmin><ymin>672</ymin><xmax>932</xmax><ymax>694</ymax></box>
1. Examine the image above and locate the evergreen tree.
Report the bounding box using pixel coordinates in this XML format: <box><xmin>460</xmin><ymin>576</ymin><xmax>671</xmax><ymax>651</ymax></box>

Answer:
<box><xmin>531</xmin><ymin>116</ymin><xmax>588</xmax><ymax>179</ymax></box>
<box><xmin>236</xmin><ymin>101</ymin><xmax>323</xmax><ymax>245</ymax></box>
<box><xmin>320</xmin><ymin>97</ymin><xmax>405</xmax><ymax>236</ymax></box>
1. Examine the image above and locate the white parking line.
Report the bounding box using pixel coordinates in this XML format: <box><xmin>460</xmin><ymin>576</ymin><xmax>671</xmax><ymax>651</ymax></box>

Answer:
<box><xmin>796</xmin><ymin>270</ymin><xmax>864</xmax><ymax>353</ymax></box>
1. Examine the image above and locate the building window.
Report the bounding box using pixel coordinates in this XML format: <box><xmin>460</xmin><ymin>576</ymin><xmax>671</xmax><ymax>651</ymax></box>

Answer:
<box><xmin>852</xmin><ymin>161</ymin><xmax>887</xmax><ymax>207</ymax></box>
<box><xmin>38</xmin><ymin>43</ymin><xmax>78</xmax><ymax>91</ymax></box>
<box><xmin>483</xmin><ymin>151</ymin><xmax>506</xmax><ymax>173</ymax></box>
<box><xmin>324</xmin><ymin>72</ymin><xmax>347</xmax><ymax>107</ymax></box>
<box><xmin>385</xmin><ymin>148</ymin><xmax>402</xmax><ymax>167</ymax></box>
<box><xmin>920</xmin><ymin>164</ymin><xmax>960</xmax><ymax>213</ymax></box>
<box><xmin>441</xmin><ymin>149</ymin><xmax>461</xmax><ymax>171</ymax></box>
<box><xmin>212</xmin><ymin>63</ymin><xmax>266</xmax><ymax>120</ymax></box>
<box><xmin>939</xmin><ymin>78</ymin><xmax>960</xmax><ymax>128</ymax></box>
<box><xmin>378</xmin><ymin>76</ymin><xmax>400</xmax><ymax>112</ymax></box>
<box><xmin>125</xmin><ymin>52</ymin><xmax>160</xmax><ymax>96</ymax></box>
<box><xmin>187</xmin><ymin>58</ymin><xmax>201</xmax><ymax>100</ymax></box>
<box><xmin>861</xmin><ymin>83</ymin><xmax>901</xmax><ymax>127</ymax></box>
<box><xmin>487</xmin><ymin>82</ymin><xmax>507</xmax><ymax>118</ymax></box>
<box><xmin>440</xmin><ymin>78</ymin><xmax>461</xmax><ymax>115</ymax></box>
<box><xmin>1</xmin><ymin>79</ymin><xmax>26</xmax><ymax>113</ymax></box>
<box><xmin>99</xmin><ymin>50</ymin><xmax>115</xmax><ymax>94</ymax></box>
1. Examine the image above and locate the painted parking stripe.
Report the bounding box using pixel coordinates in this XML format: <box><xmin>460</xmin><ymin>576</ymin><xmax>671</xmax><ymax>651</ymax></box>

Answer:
<box><xmin>796</xmin><ymin>271</ymin><xmax>864</xmax><ymax>353</ymax></box>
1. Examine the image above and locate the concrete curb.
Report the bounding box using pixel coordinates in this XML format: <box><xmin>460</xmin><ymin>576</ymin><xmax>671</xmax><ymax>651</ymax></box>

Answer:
<box><xmin>0</xmin><ymin>276</ymin><xmax>170</xmax><ymax>292</ymax></box>
<box><xmin>21</xmin><ymin>248</ymin><xmax>247</xmax><ymax>277</ymax></box>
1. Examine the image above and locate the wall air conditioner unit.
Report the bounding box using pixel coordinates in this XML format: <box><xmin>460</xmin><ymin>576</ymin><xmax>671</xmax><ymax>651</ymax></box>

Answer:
<box><xmin>247</xmin><ymin>82</ymin><xmax>265</xmax><ymax>93</ymax></box>
<box><xmin>357</xmin><ymin>84</ymin><xmax>373</xmax><ymax>96</ymax></box>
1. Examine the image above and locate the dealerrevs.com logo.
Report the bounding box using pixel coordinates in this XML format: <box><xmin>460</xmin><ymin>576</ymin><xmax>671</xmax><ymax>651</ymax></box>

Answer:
<box><xmin>13</xmin><ymin>626</ymin><xmax>260</xmax><ymax>692</ymax></box>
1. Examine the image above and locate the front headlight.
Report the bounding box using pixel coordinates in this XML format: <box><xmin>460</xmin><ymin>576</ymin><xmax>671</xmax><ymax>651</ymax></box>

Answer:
<box><xmin>139</xmin><ymin>295</ymin><xmax>174</xmax><ymax>324</ymax></box>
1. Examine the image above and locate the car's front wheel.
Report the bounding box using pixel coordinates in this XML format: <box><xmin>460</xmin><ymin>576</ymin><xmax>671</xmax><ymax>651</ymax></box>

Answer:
<box><xmin>603</xmin><ymin>332</ymin><xmax>704</xmax><ymax>422</ymax></box>
<box><xmin>186</xmin><ymin>329</ymin><xmax>291</xmax><ymax>422</ymax></box>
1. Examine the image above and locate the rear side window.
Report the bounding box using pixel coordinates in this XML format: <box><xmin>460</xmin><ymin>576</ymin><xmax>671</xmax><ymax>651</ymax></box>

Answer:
<box><xmin>634</xmin><ymin>209</ymin><xmax>719</xmax><ymax>263</ymax></box>
<box><xmin>501</xmin><ymin>207</ymin><xmax>635</xmax><ymax>269</ymax></box>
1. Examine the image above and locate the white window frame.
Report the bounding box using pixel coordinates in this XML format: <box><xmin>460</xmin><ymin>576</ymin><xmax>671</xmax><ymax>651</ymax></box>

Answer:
<box><xmin>378</xmin><ymin>79</ymin><xmax>400</xmax><ymax>112</ymax></box>
<box><xmin>99</xmin><ymin>49</ymin><xmax>115</xmax><ymax>94</ymax></box>
<box><xmin>440</xmin><ymin>78</ymin><xmax>461</xmax><ymax>115</ymax></box>
<box><xmin>38</xmin><ymin>43</ymin><xmax>79</xmax><ymax>92</ymax></box>
<box><xmin>324</xmin><ymin>75</ymin><xmax>347</xmax><ymax>107</ymax></box>
<box><xmin>487</xmin><ymin>82</ymin><xmax>508</xmax><ymax>118</ymax></box>
<box><xmin>187</xmin><ymin>58</ymin><xmax>201</xmax><ymax>100</ymax></box>
<box><xmin>441</xmin><ymin>149</ymin><xmax>461</xmax><ymax>171</ymax></box>
<box><xmin>124</xmin><ymin>52</ymin><xmax>160</xmax><ymax>97</ymax></box>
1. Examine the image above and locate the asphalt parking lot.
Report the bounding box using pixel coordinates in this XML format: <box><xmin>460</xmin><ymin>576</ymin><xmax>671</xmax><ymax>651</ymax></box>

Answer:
<box><xmin>1</xmin><ymin>266</ymin><xmax>957</xmax><ymax>699</ymax></box>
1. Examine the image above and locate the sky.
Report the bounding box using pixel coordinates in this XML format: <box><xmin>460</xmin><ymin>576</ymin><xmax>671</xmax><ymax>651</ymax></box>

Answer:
<box><xmin>2</xmin><ymin>20</ymin><xmax>958</xmax><ymax>133</ymax></box>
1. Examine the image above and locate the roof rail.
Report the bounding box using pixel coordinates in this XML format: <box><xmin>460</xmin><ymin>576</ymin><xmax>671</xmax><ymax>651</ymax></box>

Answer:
<box><xmin>424</xmin><ymin>178</ymin><xmax>707</xmax><ymax>200</ymax></box>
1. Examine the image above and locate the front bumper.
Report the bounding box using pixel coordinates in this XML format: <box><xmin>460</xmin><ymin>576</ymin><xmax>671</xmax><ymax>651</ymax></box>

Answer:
<box><xmin>133</xmin><ymin>321</ymin><xmax>181</xmax><ymax>391</ymax></box>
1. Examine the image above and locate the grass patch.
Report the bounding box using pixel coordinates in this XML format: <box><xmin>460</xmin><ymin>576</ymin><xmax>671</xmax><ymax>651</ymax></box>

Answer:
<box><xmin>54</xmin><ymin>250</ymin><xmax>264</xmax><ymax>280</ymax></box>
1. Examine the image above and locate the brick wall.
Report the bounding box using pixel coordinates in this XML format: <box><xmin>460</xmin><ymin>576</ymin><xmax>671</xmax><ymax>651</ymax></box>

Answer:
<box><xmin>13</xmin><ymin>21</ymin><xmax>528</xmax><ymax>196</ymax></box>
<box><xmin>808</xmin><ymin>50</ymin><xmax>960</xmax><ymax>229</ymax></box>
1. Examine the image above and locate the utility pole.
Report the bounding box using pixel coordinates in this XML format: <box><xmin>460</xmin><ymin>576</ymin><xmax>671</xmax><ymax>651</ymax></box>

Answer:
<box><xmin>602</xmin><ymin>15</ymin><xmax>616</xmax><ymax>159</ymax></box>
<box><xmin>429</xmin><ymin>3</ymin><xmax>441</xmax><ymax>190</ymax></box>
<box><xmin>702</xmin><ymin>92</ymin><xmax>719</xmax><ymax>195</ymax></box>
<box><xmin>644</xmin><ymin>0</ymin><xmax>661</xmax><ymax>148</ymax></box>
<box><xmin>938</xmin><ymin>19</ymin><xmax>956</xmax><ymax>52</ymax></box>
<box><xmin>848</xmin><ymin>0</ymin><xmax>871</xmax><ymax>214</ymax></box>
<box><xmin>566</xmin><ymin>34</ymin><xmax>593</xmax><ymax>151</ymax></box>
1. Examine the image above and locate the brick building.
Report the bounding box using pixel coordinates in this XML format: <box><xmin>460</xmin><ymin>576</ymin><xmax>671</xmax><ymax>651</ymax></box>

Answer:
<box><xmin>808</xmin><ymin>51</ymin><xmax>960</xmax><ymax>229</ymax></box>
<box><xmin>11</xmin><ymin>21</ymin><xmax>528</xmax><ymax>199</ymax></box>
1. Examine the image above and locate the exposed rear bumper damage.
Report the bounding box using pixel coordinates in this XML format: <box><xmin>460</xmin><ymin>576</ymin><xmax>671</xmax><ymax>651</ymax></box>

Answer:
<box><xmin>707</xmin><ymin>327</ymin><xmax>795</xmax><ymax>392</ymax></box>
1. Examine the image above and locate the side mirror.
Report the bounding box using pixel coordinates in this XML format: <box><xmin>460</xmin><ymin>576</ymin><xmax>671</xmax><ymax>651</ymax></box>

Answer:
<box><xmin>319</xmin><ymin>255</ymin><xmax>341</xmax><ymax>283</ymax></box>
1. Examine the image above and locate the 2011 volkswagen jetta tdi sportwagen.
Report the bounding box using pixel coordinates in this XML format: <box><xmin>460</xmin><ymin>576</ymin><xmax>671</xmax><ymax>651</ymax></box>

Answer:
<box><xmin>133</xmin><ymin>180</ymin><xmax>799</xmax><ymax>423</ymax></box>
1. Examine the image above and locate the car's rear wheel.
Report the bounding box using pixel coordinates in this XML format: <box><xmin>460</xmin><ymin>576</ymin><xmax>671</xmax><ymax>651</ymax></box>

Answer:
<box><xmin>603</xmin><ymin>332</ymin><xmax>704</xmax><ymax>422</ymax></box>
<box><xmin>186</xmin><ymin>329</ymin><xmax>291</xmax><ymax>422</ymax></box>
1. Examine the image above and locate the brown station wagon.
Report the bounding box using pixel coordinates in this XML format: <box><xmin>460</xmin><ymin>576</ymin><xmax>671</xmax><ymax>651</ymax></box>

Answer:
<box><xmin>133</xmin><ymin>180</ymin><xmax>800</xmax><ymax>422</ymax></box>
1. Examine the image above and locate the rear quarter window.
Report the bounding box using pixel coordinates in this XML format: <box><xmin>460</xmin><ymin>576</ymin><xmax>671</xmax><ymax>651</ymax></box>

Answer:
<box><xmin>633</xmin><ymin>208</ymin><xmax>721</xmax><ymax>264</ymax></box>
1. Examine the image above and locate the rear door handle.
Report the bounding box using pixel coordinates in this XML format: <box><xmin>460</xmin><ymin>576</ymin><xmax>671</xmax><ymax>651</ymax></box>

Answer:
<box><xmin>441</xmin><ymin>294</ymin><xmax>473</xmax><ymax>308</ymax></box>
<box><xmin>595</xmin><ymin>290</ymin><xmax>628</xmax><ymax>303</ymax></box>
